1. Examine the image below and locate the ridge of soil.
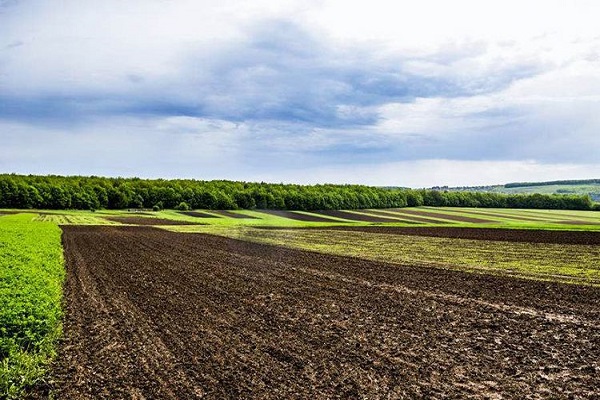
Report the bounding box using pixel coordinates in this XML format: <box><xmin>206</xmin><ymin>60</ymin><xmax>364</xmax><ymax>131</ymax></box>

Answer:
<box><xmin>388</xmin><ymin>209</ymin><xmax>494</xmax><ymax>224</ymax></box>
<box><xmin>314</xmin><ymin>210</ymin><xmax>402</xmax><ymax>223</ymax></box>
<box><xmin>48</xmin><ymin>226</ymin><xmax>600</xmax><ymax>399</ymax></box>
<box><xmin>431</xmin><ymin>208</ymin><xmax>546</xmax><ymax>222</ymax></box>
<box><xmin>209</xmin><ymin>210</ymin><xmax>258</xmax><ymax>219</ymax></box>
<box><xmin>178</xmin><ymin>211</ymin><xmax>221</xmax><ymax>218</ymax></box>
<box><xmin>256</xmin><ymin>210</ymin><xmax>341</xmax><ymax>222</ymax></box>
<box><xmin>324</xmin><ymin>226</ymin><xmax>600</xmax><ymax>245</ymax></box>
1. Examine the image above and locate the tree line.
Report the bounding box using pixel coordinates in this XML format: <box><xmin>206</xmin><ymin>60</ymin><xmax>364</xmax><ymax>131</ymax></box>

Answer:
<box><xmin>505</xmin><ymin>179</ymin><xmax>600</xmax><ymax>188</ymax></box>
<box><xmin>0</xmin><ymin>174</ymin><xmax>597</xmax><ymax>211</ymax></box>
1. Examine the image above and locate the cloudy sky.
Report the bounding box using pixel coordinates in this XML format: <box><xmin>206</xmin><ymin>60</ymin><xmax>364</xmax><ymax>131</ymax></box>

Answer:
<box><xmin>1</xmin><ymin>0</ymin><xmax>599</xmax><ymax>187</ymax></box>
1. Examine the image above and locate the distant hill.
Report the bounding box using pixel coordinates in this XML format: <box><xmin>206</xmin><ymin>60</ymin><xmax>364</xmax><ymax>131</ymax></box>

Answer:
<box><xmin>432</xmin><ymin>179</ymin><xmax>600</xmax><ymax>202</ymax></box>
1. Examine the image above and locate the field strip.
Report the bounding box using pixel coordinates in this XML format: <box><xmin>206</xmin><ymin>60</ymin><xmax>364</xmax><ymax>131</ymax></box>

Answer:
<box><xmin>510</xmin><ymin>209</ymin><xmax>600</xmax><ymax>222</ymax></box>
<box><xmin>310</xmin><ymin>210</ymin><xmax>400</xmax><ymax>223</ymax></box>
<box><xmin>175</xmin><ymin>226</ymin><xmax>600</xmax><ymax>285</ymax></box>
<box><xmin>52</xmin><ymin>226</ymin><xmax>600</xmax><ymax>398</ymax></box>
<box><xmin>446</xmin><ymin>207</ymin><xmax>600</xmax><ymax>222</ymax></box>
<box><xmin>368</xmin><ymin>209</ymin><xmax>454</xmax><ymax>224</ymax></box>
<box><xmin>385</xmin><ymin>208</ymin><xmax>490</xmax><ymax>223</ymax></box>
<box><xmin>393</xmin><ymin>209</ymin><xmax>495</xmax><ymax>224</ymax></box>
<box><xmin>349</xmin><ymin>209</ymin><xmax>423</xmax><ymax>224</ymax></box>
<box><xmin>422</xmin><ymin>207</ymin><xmax>552</xmax><ymax>222</ymax></box>
<box><xmin>299</xmin><ymin>265</ymin><xmax>593</xmax><ymax>327</ymax></box>
<box><xmin>254</xmin><ymin>210</ymin><xmax>342</xmax><ymax>223</ymax></box>
<box><xmin>35</xmin><ymin>214</ymin><xmax>121</xmax><ymax>225</ymax></box>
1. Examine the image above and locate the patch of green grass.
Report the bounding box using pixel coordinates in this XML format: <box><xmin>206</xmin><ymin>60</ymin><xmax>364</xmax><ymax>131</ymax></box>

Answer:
<box><xmin>0</xmin><ymin>214</ymin><xmax>64</xmax><ymax>398</ymax></box>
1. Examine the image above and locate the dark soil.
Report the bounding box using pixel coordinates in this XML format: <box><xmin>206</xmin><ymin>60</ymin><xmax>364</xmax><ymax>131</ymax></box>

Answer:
<box><xmin>104</xmin><ymin>216</ymin><xmax>201</xmax><ymax>225</ymax></box>
<box><xmin>314</xmin><ymin>210</ymin><xmax>403</xmax><ymax>223</ymax></box>
<box><xmin>179</xmin><ymin>211</ymin><xmax>221</xmax><ymax>218</ymax></box>
<box><xmin>389</xmin><ymin>209</ymin><xmax>493</xmax><ymax>224</ymax></box>
<box><xmin>256</xmin><ymin>210</ymin><xmax>341</xmax><ymax>222</ymax></box>
<box><xmin>325</xmin><ymin>226</ymin><xmax>600</xmax><ymax>245</ymax></box>
<box><xmin>48</xmin><ymin>226</ymin><xmax>600</xmax><ymax>399</ymax></box>
<box><xmin>210</xmin><ymin>210</ymin><xmax>258</xmax><ymax>219</ymax></box>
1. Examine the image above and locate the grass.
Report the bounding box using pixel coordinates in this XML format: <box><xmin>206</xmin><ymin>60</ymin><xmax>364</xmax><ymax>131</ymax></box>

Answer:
<box><xmin>0</xmin><ymin>214</ymin><xmax>64</xmax><ymax>399</ymax></box>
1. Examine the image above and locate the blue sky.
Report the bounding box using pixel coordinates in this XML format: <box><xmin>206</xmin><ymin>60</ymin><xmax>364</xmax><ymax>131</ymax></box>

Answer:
<box><xmin>1</xmin><ymin>0</ymin><xmax>600</xmax><ymax>187</ymax></box>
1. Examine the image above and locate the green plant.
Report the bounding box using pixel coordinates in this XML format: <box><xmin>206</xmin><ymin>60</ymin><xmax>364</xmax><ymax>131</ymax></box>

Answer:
<box><xmin>0</xmin><ymin>214</ymin><xmax>64</xmax><ymax>398</ymax></box>
<box><xmin>175</xmin><ymin>201</ymin><xmax>190</xmax><ymax>211</ymax></box>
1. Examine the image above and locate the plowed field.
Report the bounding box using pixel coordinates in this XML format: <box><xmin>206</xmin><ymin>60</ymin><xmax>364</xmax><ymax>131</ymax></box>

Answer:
<box><xmin>51</xmin><ymin>226</ymin><xmax>600</xmax><ymax>399</ymax></box>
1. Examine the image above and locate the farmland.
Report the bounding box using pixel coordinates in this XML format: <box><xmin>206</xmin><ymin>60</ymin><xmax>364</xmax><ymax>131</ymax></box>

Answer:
<box><xmin>0</xmin><ymin>214</ymin><xmax>63</xmax><ymax>398</ymax></box>
<box><xmin>54</xmin><ymin>226</ymin><xmax>600</xmax><ymax>398</ymax></box>
<box><xmin>1</xmin><ymin>206</ymin><xmax>600</xmax><ymax>398</ymax></box>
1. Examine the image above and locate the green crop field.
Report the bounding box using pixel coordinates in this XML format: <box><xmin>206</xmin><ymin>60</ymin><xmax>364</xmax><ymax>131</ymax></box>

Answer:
<box><xmin>0</xmin><ymin>214</ymin><xmax>64</xmax><ymax>398</ymax></box>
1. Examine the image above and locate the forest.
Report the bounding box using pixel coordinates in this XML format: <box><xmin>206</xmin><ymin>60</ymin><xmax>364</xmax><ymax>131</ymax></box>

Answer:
<box><xmin>0</xmin><ymin>174</ymin><xmax>596</xmax><ymax>211</ymax></box>
<box><xmin>504</xmin><ymin>179</ymin><xmax>600</xmax><ymax>188</ymax></box>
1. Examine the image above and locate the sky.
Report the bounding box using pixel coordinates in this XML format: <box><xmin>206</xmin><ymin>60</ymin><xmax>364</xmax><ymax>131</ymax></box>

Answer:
<box><xmin>1</xmin><ymin>0</ymin><xmax>600</xmax><ymax>187</ymax></box>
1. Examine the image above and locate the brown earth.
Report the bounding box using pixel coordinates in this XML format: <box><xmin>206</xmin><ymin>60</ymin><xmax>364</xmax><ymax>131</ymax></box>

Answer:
<box><xmin>325</xmin><ymin>226</ymin><xmax>600</xmax><ymax>245</ymax></box>
<box><xmin>104</xmin><ymin>216</ymin><xmax>201</xmax><ymax>225</ymax></box>
<box><xmin>210</xmin><ymin>210</ymin><xmax>258</xmax><ymax>219</ymax></box>
<box><xmin>179</xmin><ymin>211</ymin><xmax>221</xmax><ymax>218</ymax></box>
<box><xmin>47</xmin><ymin>226</ymin><xmax>600</xmax><ymax>399</ymax></box>
<box><xmin>256</xmin><ymin>210</ymin><xmax>341</xmax><ymax>222</ymax></box>
<box><xmin>314</xmin><ymin>210</ymin><xmax>402</xmax><ymax>223</ymax></box>
<box><xmin>389</xmin><ymin>209</ymin><xmax>493</xmax><ymax>224</ymax></box>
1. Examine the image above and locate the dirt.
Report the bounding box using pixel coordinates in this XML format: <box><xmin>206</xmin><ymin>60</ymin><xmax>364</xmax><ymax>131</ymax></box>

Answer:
<box><xmin>209</xmin><ymin>210</ymin><xmax>258</xmax><ymax>219</ymax></box>
<box><xmin>325</xmin><ymin>226</ymin><xmax>600</xmax><ymax>245</ymax></box>
<box><xmin>314</xmin><ymin>210</ymin><xmax>403</xmax><ymax>223</ymax></box>
<box><xmin>256</xmin><ymin>210</ymin><xmax>342</xmax><ymax>222</ymax></box>
<box><xmin>389</xmin><ymin>209</ymin><xmax>494</xmax><ymax>224</ymax></box>
<box><xmin>179</xmin><ymin>211</ymin><xmax>221</xmax><ymax>218</ymax></box>
<box><xmin>46</xmin><ymin>226</ymin><xmax>600</xmax><ymax>399</ymax></box>
<box><xmin>104</xmin><ymin>216</ymin><xmax>201</xmax><ymax>225</ymax></box>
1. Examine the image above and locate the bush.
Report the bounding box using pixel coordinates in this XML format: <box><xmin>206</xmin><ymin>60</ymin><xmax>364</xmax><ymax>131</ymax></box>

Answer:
<box><xmin>175</xmin><ymin>201</ymin><xmax>190</xmax><ymax>211</ymax></box>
